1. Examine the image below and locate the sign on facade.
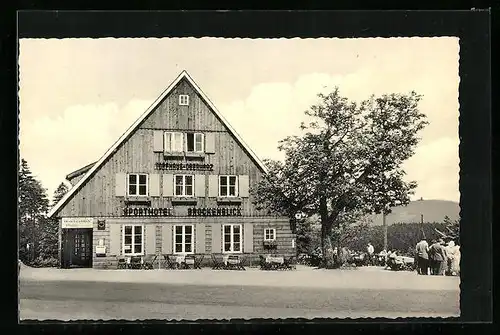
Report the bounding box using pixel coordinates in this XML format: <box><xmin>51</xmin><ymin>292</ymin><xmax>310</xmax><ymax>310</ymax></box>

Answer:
<box><xmin>155</xmin><ymin>162</ymin><xmax>214</xmax><ymax>171</ymax></box>
<box><xmin>187</xmin><ymin>207</ymin><xmax>242</xmax><ymax>217</ymax></box>
<box><xmin>62</xmin><ymin>217</ymin><xmax>94</xmax><ymax>229</ymax></box>
<box><xmin>122</xmin><ymin>206</ymin><xmax>243</xmax><ymax>217</ymax></box>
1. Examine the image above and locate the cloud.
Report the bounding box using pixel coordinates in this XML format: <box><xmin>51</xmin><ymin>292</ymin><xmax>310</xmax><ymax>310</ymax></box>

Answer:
<box><xmin>19</xmin><ymin>99</ymin><xmax>152</xmax><ymax>200</ymax></box>
<box><xmin>403</xmin><ymin>137</ymin><xmax>460</xmax><ymax>202</ymax></box>
<box><xmin>219</xmin><ymin>70</ymin><xmax>459</xmax><ymax>202</ymax></box>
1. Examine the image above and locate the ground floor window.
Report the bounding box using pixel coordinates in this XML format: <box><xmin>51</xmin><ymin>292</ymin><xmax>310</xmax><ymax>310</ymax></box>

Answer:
<box><xmin>223</xmin><ymin>224</ymin><xmax>242</xmax><ymax>253</ymax></box>
<box><xmin>174</xmin><ymin>225</ymin><xmax>194</xmax><ymax>254</ymax></box>
<box><xmin>264</xmin><ymin>228</ymin><xmax>276</xmax><ymax>241</ymax></box>
<box><xmin>123</xmin><ymin>225</ymin><xmax>144</xmax><ymax>255</ymax></box>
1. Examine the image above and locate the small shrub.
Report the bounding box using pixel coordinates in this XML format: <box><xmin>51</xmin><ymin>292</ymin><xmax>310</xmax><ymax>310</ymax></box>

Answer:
<box><xmin>33</xmin><ymin>256</ymin><xmax>59</xmax><ymax>268</ymax></box>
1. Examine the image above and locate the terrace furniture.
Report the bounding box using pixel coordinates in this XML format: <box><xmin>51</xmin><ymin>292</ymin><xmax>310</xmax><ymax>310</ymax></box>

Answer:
<box><xmin>211</xmin><ymin>254</ymin><xmax>226</xmax><ymax>270</ymax></box>
<box><xmin>283</xmin><ymin>256</ymin><xmax>296</xmax><ymax>270</ymax></box>
<box><xmin>194</xmin><ymin>254</ymin><xmax>204</xmax><ymax>269</ymax></box>
<box><xmin>117</xmin><ymin>257</ymin><xmax>127</xmax><ymax>269</ymax></box>
<box><xmin>142</xmin><ymin>254</ymin><xmax>157</xmax><ymax>270</ymax></box>
<box><xmin>163</xmin><ymin>254</ymin><xmax>178</xmax><ymax>269</ymax></box>
<box><xmin>182</xmin><ymin>255</ymin><xmax>196</xmax><ymax>269</ymax></box>
<box><xmin>225</xmin><ymin>255</ymin><xmax>245</xmax><ymax>271</ymax></box>
<box><xmin>128</xmin><ymin>256</ymin><xmax>142</xmax><ymax>269</ymax></box>
<box><xmin>265</xmin><ymin>255</ymin><xmax>285</xmax><ymax>270</ymax></box>
<box><xmin>259</xmin><ymin>255</ymin><xmax>271</xmax><ymax>270</ymax></box>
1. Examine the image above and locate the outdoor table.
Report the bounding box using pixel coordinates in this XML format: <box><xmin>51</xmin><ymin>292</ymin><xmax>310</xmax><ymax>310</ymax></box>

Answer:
<box><xmin>223</xmin><ymin>255</ymin><xmax>245</xmax><ymax>270</ymax></box>
<box><xmin>266</xmin><ymin>256</ymin><xmax>284</xmax><ymax>264</ymax></box>
<box><xmin>265</xmin><ymin>256</ymin><xmax>284</xmax><ymax>270</ymax></box>
<box><xmin>183</xmin><ymin>255</ymin><xmax>195</xmax><ymax>269</ymax></box>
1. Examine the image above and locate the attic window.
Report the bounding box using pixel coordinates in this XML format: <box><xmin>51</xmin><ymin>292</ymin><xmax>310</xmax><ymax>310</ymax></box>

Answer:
<box><xmin>179</xmin><ymin>95</ymin><xmax>189</xmax><ymax>106</ymax></box>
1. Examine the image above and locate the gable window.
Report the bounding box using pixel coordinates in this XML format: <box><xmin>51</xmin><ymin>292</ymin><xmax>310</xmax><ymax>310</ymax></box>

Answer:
<box><xmin>174</xmin><ymin>225</ymin><xmax>194</xmax><ymax>254</ymax></box>
<box><xmin>179</xmin><ymin>94</ymin><xmax>189</xmax><ymax>106</ymax></box>
<box><xmin>123</xmin><ymin>225</ymin><xmax>144</xmax><ymax>255</ymax></box>
<box><xmin>128</xmin><ymin>173</ymin><xmax>148</xmax><ymax>196</ymax></box>
<box><xmin>219</xmin><ymin>176</ymin><xmax>237</xmax><ymax>197</ymax></box>
<box><xmin>223</xmin><ymin>224</ymin><xmax>242</xmax><ymax>253</ymax></box>
<box><xmin>186</xmin><ymin>133</ymin><xmax>204</xmax><ymax>152</ymax></box>
<box><xmin>264</xmin><ymin>228</ymin><xmax>276</xmax><ymax>241</ymax></box>
<box><xmin>174</xmin><ymin>175</ymin><xmax>194</xmax><ymax>196</ymax></box>
<box><xmin>164</xmin><ymin>132</ymin><xmax>184</xmax><ymax>152</ymax></box>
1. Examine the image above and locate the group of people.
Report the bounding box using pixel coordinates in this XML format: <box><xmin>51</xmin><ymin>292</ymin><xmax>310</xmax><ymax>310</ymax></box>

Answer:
<box><xmin>415</xmin><ymin>238</ymin><xmax>460</xmax><ymax>276</ymax></box>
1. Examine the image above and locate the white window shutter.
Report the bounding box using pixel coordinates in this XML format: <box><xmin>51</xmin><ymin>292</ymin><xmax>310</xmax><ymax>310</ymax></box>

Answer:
<box><xmin>205</xmin><ymin>132</ymin><xmax>215</xmax><ymax>154</ymax></box>
<box><xmin>195</xmin><ymin>174</ymin><xmax>206</xmax><ymax>197</ymax></box>
<box><xmin>196</xmin><ymin>224</ymin><xmax>206</xmax><ymax>254</ymax></box>
<box><xmin>162</xmin><ymin>174</ymin><xmax>174</xmax><ymax>197</ymax></box>
<box><xmin>153</xmin><ymin>131</ymin><xmax>164</xmax><ymax>152</ymax></box>
<box><xmin>238</xmin><ymin>175</ymin><xmax>250</xmax><ymax>197</ymax></box>
<box><xmin>109</xmin><ymin>224</ymin><xmax>121</xmax><ymax>256</ymax></box>
<box><xmin>146</xmin><ymin>225</ymin><xmax>156</xmax><ymax>255</ymax></box>
<box><xmin>115</xmin><ymin>173</ymin><xmax>127</xmax><ymax>197</ymax></box>
<box><xmin>244</xmin><ymin>224</ymin><xmax>254</xmax><ymax>253</ymax></box>
<box><xmin>208</xmin><ymin>175</ymin><xmax>218</xmax><ymax>197</ymax></box>
<box><xmin>211</xmin><ymin>223</ymin><xmax>222</xmax><ymax>253</ymax></box>
<box><xmin>149</xmin><ymin>174</ymin><xmax>160</xmax><ymax>197</ymax></box>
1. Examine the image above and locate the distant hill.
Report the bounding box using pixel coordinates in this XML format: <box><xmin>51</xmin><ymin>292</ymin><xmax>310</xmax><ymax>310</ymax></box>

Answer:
<box><xmin>368</xmin><ymin>199</ymin><xmax>460</xmax><ymax>226</ymax></box>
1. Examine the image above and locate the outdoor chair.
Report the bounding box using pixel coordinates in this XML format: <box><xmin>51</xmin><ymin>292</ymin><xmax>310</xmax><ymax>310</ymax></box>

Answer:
<box><xmin>142</xmin><ymin>254</ymin><xmax>156</xmax><ymax>270</ymax></box>
<box><xmin>194</xmin><ymin>254</ymin><xmax>204</xmax><ymax>269</ymax></box>
<box><xmin>117</xmin><ymin>257</ymin><xmax>127</xmax><ymax>269</ymax></box>
<box><xmin>226</xmin><ymin>255</ymin><xmax>245</xmax><ymax>271</ymax></box>
<box><xmin>182</xmin><ymin>255</ymin><xmax>196</xmax><ymax>269</ymax></box>
<box><xmin>259</xmin><ymin>255</ymin><xmax>271</xmax><ymax>270</ymax></box>
<box><xmin>163</xmin><ymin>254</ymin><xmax>178</xmax><ymax>269</ymax></box>
<box><xmin>128</xmin><ymin>256</ymin><xmax>142</xmax><ymax>269</ymax></box>
<box><xmin>211</xmin><ymin>254</ymin><xmax>225</xmax><ymax>270</ymax></box>
<box><xmin>283</xmin><ymin>256</ymin><xmax>296</xmax><ymax>270</ymax></box>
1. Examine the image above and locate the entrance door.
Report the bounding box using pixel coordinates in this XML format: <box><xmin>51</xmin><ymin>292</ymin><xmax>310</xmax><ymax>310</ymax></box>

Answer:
<box><xmin>63</xmin><ymin>228</ymin><xmax>92</xmax><ymax>268</ymax></box>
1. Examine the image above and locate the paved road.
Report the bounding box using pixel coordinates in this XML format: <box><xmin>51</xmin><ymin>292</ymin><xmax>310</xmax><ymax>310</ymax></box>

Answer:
<box><xmin>19</xmin><ymin>279</ymin><xmax>460</xmax><ymax>320</ymax></box>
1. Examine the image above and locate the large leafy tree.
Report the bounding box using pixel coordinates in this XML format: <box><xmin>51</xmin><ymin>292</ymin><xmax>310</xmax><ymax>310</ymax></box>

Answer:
<box><xmin>18</xmin><ymin>159</ymin><xmax>49</xmax><ymax>264</ymax></box>
<box><xmin>252</xmin><ymin>88</ymin><xmax>428</xmax><ymax>267</ymax></box>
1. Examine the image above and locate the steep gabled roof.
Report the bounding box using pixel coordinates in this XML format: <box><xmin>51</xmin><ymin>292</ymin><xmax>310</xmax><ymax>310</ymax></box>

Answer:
<box><xmin>48</xmin><ymin>70</ymin><xmax>267</xmax><ymax>218</ymax></box>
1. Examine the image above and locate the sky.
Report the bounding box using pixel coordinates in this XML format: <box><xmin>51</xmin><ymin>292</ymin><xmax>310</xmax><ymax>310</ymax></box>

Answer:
<box><xmin>18</xmin><ymin>37</ymin><xmax>460</xmax><ymax>204</ymax></box>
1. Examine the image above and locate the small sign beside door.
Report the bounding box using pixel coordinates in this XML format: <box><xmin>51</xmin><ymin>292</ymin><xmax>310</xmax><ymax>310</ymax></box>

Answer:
<box><xmin>62</xmin><ymin>217</ymin><xmax>94</xmax><ymax>229</ymax></box>
<box><xmin>96</xmin><ymin>246</ymin><xmax>106</xmax><ymax>257</ymax></box>
<box><xmin>97</xmin><ymin>220</ymin><xmax>106</xmax><ymax>230</ymax></box>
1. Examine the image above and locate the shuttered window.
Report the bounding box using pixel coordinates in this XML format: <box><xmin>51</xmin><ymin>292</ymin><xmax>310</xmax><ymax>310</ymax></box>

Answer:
<box><xmin>128</xmin><ymin>173</ymin><xmax>148</xmax><ymax>196</ymax></box>
<box><xmin>123</xmin><ymin>225</ymin><xmax>144</xmax><ymax>256</ymax></box>
<box><xmin>219</xmin><ymin>175</ymin><xmax>238</xmax><ymax>197</ymax></box>
<box><xmin>174</xmin><ymin>175</ymin><xmax>194</xmax><ymax>197</ymax></box>
<box><xmin>174</xmin><ymin>225</ymin><xmax>194</xmax><ymax>254</ymax></box>
<box><xmin>223</xmin><ymin>224</ymin><xmax>242</xmax><ymax>253</ymax></box>
<box><xmin>187</xmin><ymin>133</ymin><xmax>204</xmax><ymax>152</ymax></box>
<box><xmin>165</xmin><ymin>132</ymin><xmax>184</xmax><ymax>152</ymax></box>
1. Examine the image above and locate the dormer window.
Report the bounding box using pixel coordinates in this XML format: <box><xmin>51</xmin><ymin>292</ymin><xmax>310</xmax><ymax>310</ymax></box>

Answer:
<box><xmin>179</xmin><ymin>95</ymin><xmax>189</xmax><ymax>106</ymax></box>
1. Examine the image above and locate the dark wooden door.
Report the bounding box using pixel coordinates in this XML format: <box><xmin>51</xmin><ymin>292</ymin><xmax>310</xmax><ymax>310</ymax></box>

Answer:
<box><xmin>68</xmin><ymin>229</ymin><xmax>92</xmax><ymax>267</ymax></box>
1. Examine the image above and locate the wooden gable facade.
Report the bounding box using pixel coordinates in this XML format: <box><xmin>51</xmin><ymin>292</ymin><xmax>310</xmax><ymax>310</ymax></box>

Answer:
<box><xmin>55</xmin><ymin>75</ymin><xmax>269</xmax><ymax>218</ymax></box>
<box><xmin>50</xmin><ymin>71</ymin><xmax>294</xmax><ymax>269</ymax></box>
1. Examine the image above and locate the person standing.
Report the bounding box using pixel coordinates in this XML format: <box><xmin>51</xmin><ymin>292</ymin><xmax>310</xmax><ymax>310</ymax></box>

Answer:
<box><xmin>439</xmin><ymin>239</ymin><xmax>449</xmax><ymax>275</ymax></box>
<box><xmin>415</xmin><ymin>238</ymin><xmax>429</xmax><ymax>275</ymax></box>
<box><xmin>428</xmin><ymin>239</ymin><xmax>447</xmax><ymax>275</ymax></box>
<box><xmin>366</xmin><ymin>243</ymin><xmax>374</xmax><ymax>266</ymax></box>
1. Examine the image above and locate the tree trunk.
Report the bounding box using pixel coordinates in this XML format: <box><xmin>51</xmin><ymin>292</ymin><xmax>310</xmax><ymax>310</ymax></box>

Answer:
<box><xmin>321</xmin><ymin>224</ymin><xmax>335</xmax><ymax>268</ymax></box>
<box><xmin>319</xmin><ymin>196</ymin><xmax>335</xmax><ymax>268</ymax></box>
